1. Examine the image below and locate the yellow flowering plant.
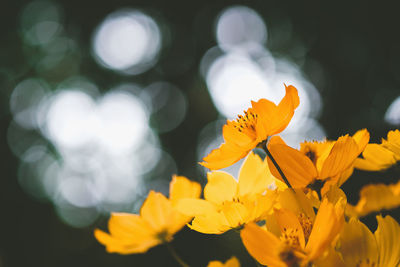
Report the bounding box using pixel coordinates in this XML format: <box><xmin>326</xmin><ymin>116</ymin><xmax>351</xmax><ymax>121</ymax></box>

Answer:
<box><xmin>94</xmin><ymin>84</ymin><xmax>400</xmax><ymax>267</ymax></box>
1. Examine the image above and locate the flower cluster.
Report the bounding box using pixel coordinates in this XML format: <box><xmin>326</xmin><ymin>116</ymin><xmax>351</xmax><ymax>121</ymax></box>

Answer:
<box><xmin>94</xmin><ymin>85</ymin><xmax>400</xmax><ymax>267</ymax></box>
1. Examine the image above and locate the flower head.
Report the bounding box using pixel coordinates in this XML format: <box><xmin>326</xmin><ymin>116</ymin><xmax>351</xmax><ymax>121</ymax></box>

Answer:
<box><xmin>201</xmin><ymin>84</ymin><xmax>299</xmax><ymax>170</ymax></box>
<box><xmin>266</xmin><ymin>129</ymin><xmax>369</xmax><ymax>192</ymax></box>
<box><xmin>177</xmin><ymin>152</ymin><xmax>278</xmax><ymax>234</ymax></box>
<box><xmin>240</xmin><ymin>195</ymin><xmax>345</xmax><ymax>266</ymax></box>
<box><xmin>94</xmin><ymin>176</ymin><xmax>201</xmax><ymax>254</ymax></box>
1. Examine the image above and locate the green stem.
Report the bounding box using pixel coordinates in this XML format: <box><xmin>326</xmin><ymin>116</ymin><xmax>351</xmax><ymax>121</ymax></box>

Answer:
<box><xmin>263</xmin><ymin>144</ymin><xmax>292</xmax><ymax>189</ymax></box>
<box><xmin>166</xmin><ymin>243</ymin><xmax>190</xmax><ymax>267</ymax></box>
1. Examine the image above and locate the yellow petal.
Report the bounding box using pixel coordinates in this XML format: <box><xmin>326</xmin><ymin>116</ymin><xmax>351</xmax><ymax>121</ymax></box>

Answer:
<box><xmin>267</xmin><ymin>143</ymin><xmax>317</xmax><ymax>188</ymax></box>
<box><xmin>375</xmin><ymin>215</ymin><xmax>400</xmax><ymax>267</ymax></box>
<box><xmin>319</xmin><ymin>135</ymin><xmax>359</xmax><ymax>180</ymax></box>
<box><xmin>305</xmin><ymin>198</ymin><xmax>344</xmax><ymax>260</ymax></box>
<box><xmin>346</xmin><ymin>180</ymin><xmax>400</xmax><ymax>218</ymax></box>
<box><xmin>244</xmin><ymin>191</ymin><xmax>277</xmax><ymax>222</ymax></box>
<box><xmin>94</xmin><ymin>229</ymin><xmax>159</xmax><ymax>254</ymax></box>
<box><xmin>140</xmin><ymin>191</ymin><xmax>175</xmax><ymax>232</ymax></box>
<box><xmin>190</xmin><ymin>211</ymin><xmax>231</xmax><ymax>234</ymax></box>
<box><xmin>108</xmin><ymin>213</ymin><xmax>153</xmax><ymax>240</ymax></box>
<box><xmin>383</xmin><ymin>129</ymin><xmax>400</xmax><ymax>155</ymax></box>
<box><xmin>352</xmin><ymin>128</ymin><xmax>370</xmax><ymax>154</ymax></box>
<box><xmin>354</xmin><ymin>143</ymin><xmax>398</xmax><ymax>171</ymax></box>
<box><xmin>200</xmin><ymin>142</ymin><xmax>251</xmax><ymax>170</ymax></box>
<box><xmin>204</xmin><ymin>171</ymin><xmax>238</xmax><ymax>205</ymax></box>
<box><xmin>207</xmin><ymin>256</ymin><xmax>241</xmax><ymax>267</ymax></box>
<box><xmin>220</xmin><ymin>202</ymin><xmax>249</xmax><ymax>228</ymax></box>
<box><xmin>169</xmin><ymin>175</ymin><xmax>201</xmax><ymax>205</ymax></box>
<box><xmin>174</xmin><ymin>198</ymin><xmax>216</xmax><ymax>216</ymax></box>
<box><xmin>338</xmin><ymin>218</ymin><xmax>378</xmax><ymax>266</ymax></box>
<box><xmin>240</xmin><ymin>222</ymin><xmax>286</xmax><ymax>267</ymax></box>
<box><xmin>237</xmin><ymin>152</ymin><xmax>270</xmax><ymax>197</ymax></box>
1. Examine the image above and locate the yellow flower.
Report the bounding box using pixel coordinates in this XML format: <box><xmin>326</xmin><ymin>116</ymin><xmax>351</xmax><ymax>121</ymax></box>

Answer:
<box><xmin>240</xmin><ymin>196</ymin><xmax>345</xmax><ymax>266</ymax></box>
<box><xmin>346</xmin><ymin>179</ymin><xmax>400</xmax><ymax>218</ymax></box>
<box><xmin>177</xmin><ymin>152</ymin><xmax>278</xmax><ymax>234</ymax></box>
<box><xmin>337</xmin><ymin>215</ymin><xmax>400</xmax><ymax>267</ymax></box>
<box><xmin>201</xmin><ymin>84</ymin><xmax>299</xmax><ymax>170</ymax></box>
<box><xmin>207</xmin><ymin>256</ymin><xmax>240</xmax><ymax>267</ymax></box>
<box><xmin>355</xmin><ymin>129</ymin><xmax>400</xmax><ymax>171</ymax></box>
<box><xmin>266</xmin><ymin>129</ymin><xmax>369</xmax><ymax>191</ymax></box>
<box><xmin>94</xmin><ymin>176</ymin><xmax>201</xmax><ymax>254</ymax></box>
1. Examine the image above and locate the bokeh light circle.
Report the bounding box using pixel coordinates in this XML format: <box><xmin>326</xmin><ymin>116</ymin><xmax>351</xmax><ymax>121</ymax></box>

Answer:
<box><xmin>92</xmin><ymin>9</ymin><xmax>161</xmax><ymax>74</ymax></box>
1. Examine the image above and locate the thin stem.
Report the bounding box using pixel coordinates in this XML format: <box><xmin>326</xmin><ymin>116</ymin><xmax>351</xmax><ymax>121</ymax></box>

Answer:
<box><xmin>263</xmin><ymin>144</ymin><xmax>292</xmax><ymax>189</ymax></box>
<box><xmin>166</xmin><ymin>243</ymin><xmax>190</xmax><ymax>267</ymax></box>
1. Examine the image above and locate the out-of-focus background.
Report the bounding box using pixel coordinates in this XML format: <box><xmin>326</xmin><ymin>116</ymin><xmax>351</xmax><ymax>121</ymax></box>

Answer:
<box><xmin>1</xmin><ymin>0</ymin><xmax>400</xmax><ymax>266</ymax></box>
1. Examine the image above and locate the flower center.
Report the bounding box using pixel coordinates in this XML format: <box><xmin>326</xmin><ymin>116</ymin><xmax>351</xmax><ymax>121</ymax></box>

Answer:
<box><xmin>298</xmin><ymin>213</ymin><xmax>313</xmax><ymax>243</ymax></box>
<box><xmin>281</xmin><ymin>227</ymin><xmax>301</xmax><ymax>250</ymax></box>
<box><xmin>232</xmin><ymin>110</ymin><xmax>258</xmax><ymax>134</ymax></box>
<box><xmin>279</xmin><ymin>248</ymin><xmax>301</xmax><ymax>267</ymax></box>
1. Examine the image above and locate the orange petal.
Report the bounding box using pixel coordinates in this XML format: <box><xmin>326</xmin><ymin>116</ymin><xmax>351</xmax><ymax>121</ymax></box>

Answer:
<box><xmin>267</xmin><ymin>143</ymin><xmax>317</xmax><ymax>188</ymax></box>
<box><xmin>240</xmin><ymin>223</ymin><xmax>286</xmax><ymax>267</ymax></box>
<box><xmin>346</xmin><ymin>180</ymin><xmax>400</xmax><ymax>218</ymax></box>
<box><xmin>319</xmin><ymin>135</ymin><xmax>359</xmax><ymax>180</ymax></box>
<box><xmin>305</xmin><ymin>198</ymin><xmax>344</xmax><ymax>260</ymax></box>
<box><xmin>200</xmin><ymin>143</ymin><xmax>252</xmax><ymax>170</ymax></box>
<box><xmin>337</xmin><ymin>218</ymin><xmax>378</xmax><ymax>266</ymax></box>
<box><xmin>375</xmin><ymin>215</ymin><xmax>400</xmax><ymax>267</ymax></box>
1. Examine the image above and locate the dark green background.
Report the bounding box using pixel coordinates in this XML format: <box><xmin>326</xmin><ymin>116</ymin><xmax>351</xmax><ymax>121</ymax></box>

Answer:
<box><xmin>1</xmin><ymin>0</ymin><xmax>400</xmax><ymax>266</ymax></box>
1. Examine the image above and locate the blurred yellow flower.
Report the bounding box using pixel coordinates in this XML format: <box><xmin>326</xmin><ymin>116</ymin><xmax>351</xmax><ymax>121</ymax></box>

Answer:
<box><xmin>266</xmin><ymin>129</ymin><xmax>369</xmax><ymax>192</ymax></box>
<box><xmin>177</xmin><ymin>152</ymin><xmax>278</xmax><ymax>234</ymax></box>
<box><xmin>94</xmin><ymin>176</ymin><xmax>201</xmax><ymax>254</ymax></box>
<box><xmin>337</xmin><ymin>215</ymin><xmax>400</xmax><ymax>267</ymax></box>
<box><xmin>207</xmin><ymin>256</ymin><xmax>240</xmax><ymax>267</ymax></box>
<box><xmin>240</xmin><ymin>197</ymin><xmax>345</xmax><ymax>266</ymax></box>
<box><xmin>200</xmin><ymin>84</ymin><xmax>299</xmax><ymax>170</ymax></box>
<box><xmin>355</xmin><ymin>129</ymin><xmax>400</xmax><ymax>171</ymax></box>
<box><xmin>346</xmin><ymin>179</ymin><xmax>400</xmax><ymax>218</ymax></box>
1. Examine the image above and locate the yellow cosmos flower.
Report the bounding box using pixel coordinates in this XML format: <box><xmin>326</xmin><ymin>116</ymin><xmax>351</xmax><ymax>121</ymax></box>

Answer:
<box><xmin>355</xmin><ymin>129</ymin><xmax>400</xmax><ymax>171</ymax></box>
<box><xmin>200</xmin><ymin>84</ymin><xmax>299</xmax><ymax>170</ymax></box>
<box><xmin>94</xmin><ymin>176</ymin><xmax>201</xmax><ymax>254</ymax></box>
<box><xmin>266</xmin><ymin>129</ymin><xmax>369</xmax><ymax>192</ymax></box>
<box><xmin>337</xmin><ymin>215</ymin><xmax>400</xmax><ymax>267</ymax></box>
<box><xmin>207</xmin><ymin>256</ymin><xmax>240</xmax><ymax>267</ymax></box>
<box><xmin>240</xmin><ymin>197</ymin><xmax>345</xmax><ymax>267</ymax></box>
<box><xmin>177</xmin><ymin>152</ymin><xmax>278</xmax><ymax>234</ymax></box>
<box><xmin>346</xmin><ymin>179</ymin><xmax>400</xmax><ymax>218</ymax></box>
